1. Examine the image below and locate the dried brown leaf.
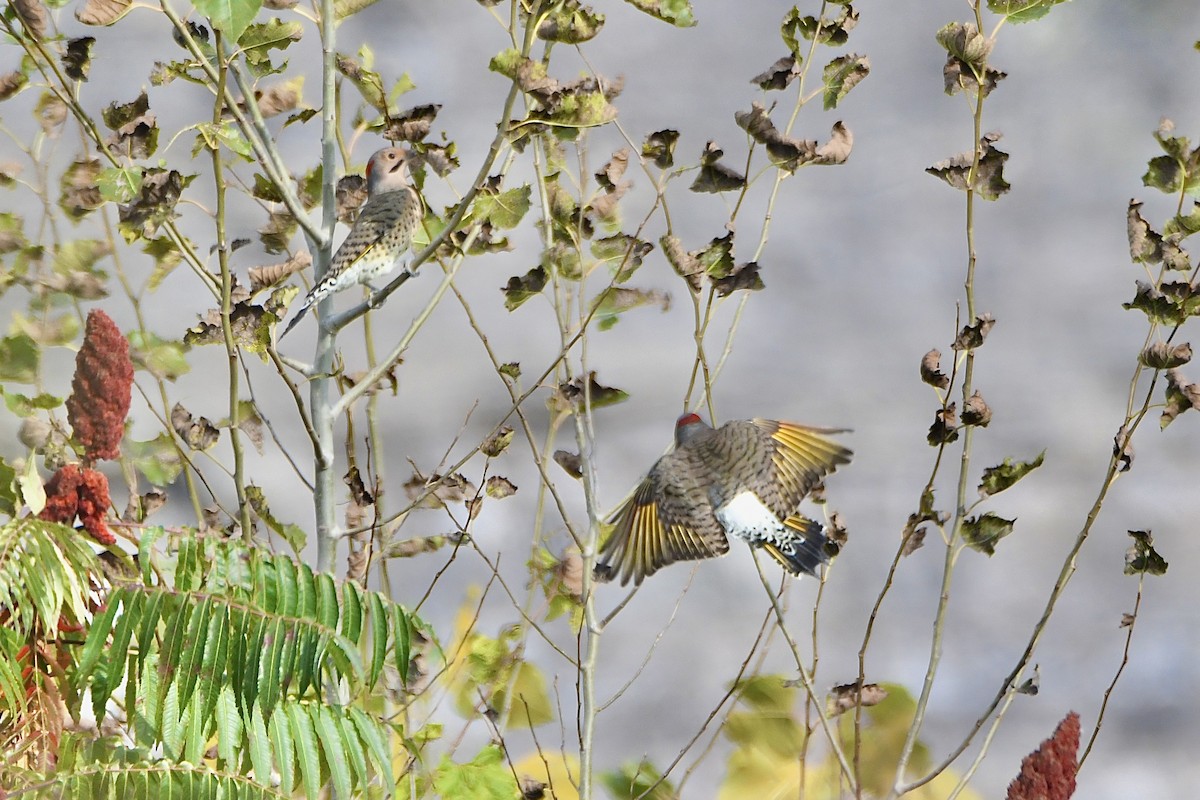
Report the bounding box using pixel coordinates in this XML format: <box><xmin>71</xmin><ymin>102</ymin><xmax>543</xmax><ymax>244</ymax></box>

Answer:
<box><xmin>553</xmin><ymin>450</ymin><xmax>583</xmax><ymax>479</ymax></box>
<box><xmin>827</xmin><ymin>681</ymin><xmax>888</xmax><ymax>716</ymax></box>
<box><xmin>249</xmin><ymin>251</ymin><xmax>311</xmax><ymax>293</ymax></box>
<box><xmin>920</xmin><ymin>348</ymin><xmax>949</xmax><ymax>389</ymax></box>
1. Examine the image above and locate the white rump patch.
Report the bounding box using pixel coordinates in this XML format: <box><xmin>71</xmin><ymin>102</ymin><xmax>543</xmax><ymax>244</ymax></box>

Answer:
<box><xmin>715</xmin><ymin>492</ymin><xmax>784</xmax><ymax>544</ymax></box>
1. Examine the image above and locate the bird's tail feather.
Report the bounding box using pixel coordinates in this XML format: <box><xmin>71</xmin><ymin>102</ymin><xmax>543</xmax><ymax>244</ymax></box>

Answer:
<box><xmin>277</xmin><ymin>302</ymin><xmax>312</xmax><ymax>341</ymax></box>
<box><xmin>760</xmin><ymin>515</ymin><xmax>829</xmax><ymax>577</ymax></box>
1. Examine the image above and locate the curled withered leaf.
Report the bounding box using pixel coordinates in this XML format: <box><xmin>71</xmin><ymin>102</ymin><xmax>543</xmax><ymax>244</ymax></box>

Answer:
<box><xmin>936</xmin><ymin>22</ymin><xmax>993</xmax><ymax>68</ymax></box>
<box><xmin>900</xmin><ymin>523</ymin><xmax>926</xmax><ymax>556</ymax></box>
<box><xmin>238</xmin><ymin>405</ymin><xmax>264</xmax><ymax>455</ymax></box>
<box><xmin>344</xmin><ymin>465</ymin><xmax>374</xmax><ymax>506</ymax></box>
<box><xmin>103</xmin><ymin>93</ymin><xmax>158</xmax><ymax>158</ymax></box>
<box><xmin>825</xmin><ymin>510</ymin><xmax>848</xmax><ymax>556</ymax></box>
<box><xmin>185</xmin><ymin>300</ymin><xmax>272</xmax><ymax>355</ymax></box>
<box><xmin>553</xmin><ymin>450</ymin><xmax>583</xmax><ymax>479</ymax></box>
<box><xmin>538</xmin><ymin>1</ymin><xmax>605</xmax><ymax>43</ymax></box>
<box><xmin>927</xmin><ymin>133</ymin><xmax>1010</xmax><ymax>200</ymax></box>
<box><xmin>499</xmin><ymin>362</ymin><xmax>521</xmax><ymax>381</ymax></box>
<box><xmin>1162</xmin><ymin>234</ymin><xmax>1192</xmax><ymax>271</ymax></box>
<box><xmin>521</xmin><ymin>776</ymin><xmax>549</xmax><ymax>800</ymax></box>
<box><xmin>824</xmin><ymin>54</ymin><xmax>870</xmax><ymax>110</ymax></box>
<box><xmin>691</xmin><ymin>141</ymin><xmax>746</xmax><ymax>193</ymax></box>
<box><xmin>249</xmin><ymin>250</ymin><xmax>311</xmax><ymax>294</ymax></box>
<box><xmin>752</xmin><ymin>55</ymin><xmax>801</xmax><ymax>91</ymax></box>
<box><xmin>0</xmin><ymin>72</ymin><xmax>28</xmax><ymax>101</ymax></box>
<box><xmin>1120</xmin><ymin>612</ymin><xmax>1135</xmax><ymax>629</ymax></box>
<box><xmin>411</xmin><ymin>144</ymin><xmax>458</xmax><ymax>177</ymax></box>
<box><xmin>661</xmin><ymin>234</ymin><xmax>703</xmax><ymax>293</ymax></box>
<box><xmin>979</xmin><ymin>451</ymin><xmax>1045</xmax><ymax>498</ymax></box>
<box><xmin>255</xmin><ymin>78</ymin><xmax>303</xmax><ymax>118</ymax></box>
<box><xmin>642</xmin><ymin>129</ymin><xmax>679</xmax><ymax>169</ymax></box>
<box><xmin>63</xmin><ymin>37</ymin><xmax>96</xmax><ymax>81</ymax></box>
<box><xmin>259</xmin><ymin>210</ymin><xmax>296</xmax><ymax>254</ymax></box>
<box><xmin>1015</xmin><ymin>665</ymin><xmax>1039</xmax><ymax>696</ymax></box>
<box><xmin>943</xmin><ymin>58</ymin><xmax>1005</xmax><ymax>98</ymax></box>
<box><xmin>921</xmin><ymin>349</ymin><xmax>950</xmax><ymax>389</ymax></box>
<box><xmin>119</xmin><ymin>169</ymin><xmax>184</xmax><ymax>241</ymax></box>
<box><xmin>827</xmin><ymin>681</ymin><xmax>888</xmax><ymax>717</ymax></box>
<box><xmin>481</xmin><ymin>426</ymin><xmax>514</xmax><ymax>458</ymax></box>
<box><xmin>712</xmin><ymin>261</ymin><xmax>765</xmax><ymax>296</ymax></box>
<box><xmin>170</xmin><ymin>402</ymin><xmax>220</xmax><ymax>451</ymax></box>
<box><xmin>1123</xmin><ymin>279</ymin><xmax>1200</xmax><ymax>326</ymax></box>
<box><xmin>1125</xmin><ymin>530</ymin><xmax>1167</xmax><ymax>576</ymax></box>
<box><xmin>485</xmin><ymin>475</ymin><xmax>517</xmax><ymax>499</ymax></box>
<box><xmin>815</xmin><ymin>121</ymin><xmax>853</xmax><ymax>164</ymax></box>
<box><xmin>60</xmin><ymin>158</ymin><xmax>103</xmax><ymax>221</ymax></box>
<box><xmin>953</xmin><ymin>313</ymin><xmax>996</xmax><ymax>351</ymax></box>
<box><xmin>554</xmin><ymin>372</ymin><xmax>628</xmax><ymax>411</ymax></box>
<box><xmin>383</xmin><ymin>534</ymin><xmax>458</xmax><ymax>559</ymax></box>
<box><xmin>13</xmin><ymin>0</ymin><xmax>48</xmax><ymax>40</ymax></box>
<box><xmin>76</xmin><ymin>0</ymin><xmax>133</xmax><ymax>25</ymax></box>
<box><xmin>1161</xmin><ymin>367</ymin><xmax>1200</xmax><ymax>429</ymax></box>
<box><xmin>1112</xmin><ymin>425</ymin><xmax>1134</xmax><ymax>471</ymax></box>
<box><xmin>962</xmin><ymin>390</ymin><xmax>992</xmax><ymax>427</ymax></box>
<box><xmin>37</xmin><ymin>93</ymin><xmax>68</xmax><ymax>136</ymax></box>
<box><xmin>961</xmin><ymin>512</ymin><xmax>1015</xmax><ymax>556</ymax></box>
<box><xmin>1127</xmin><ymin>200</ymin><xmax>1163</xmax><ymax>264</ymax></box>
<box><xmin>596</xmin><ymin>148</ymin><xmax>630</xmax><ymax>191</ymax></box>
<box><xmin>385</xmin><ymin>103</ymin><xmax>441</xmax><ymax>142</ymax></box>
<box><xmin>501</xmin><ymin>266</ymin><xmax>548</xmax><ymax>311</ymax></box>
<box><xmin>927</xmin><ymin>402</ymin><xmax>959</xmax><ymax>445</ymax></box>
<box><xmin>335</xmin><ymin>174</ymin><xmax>368</xmax><ymax>225</ymax></box>
<box><xmin>403</xmin><ymin>471</ymin><xmax>477</xmax><ymax>508</ymax></box>
<box><xmin>1138</xmin><ymin>341</ymin><xmax>1192</xmax><ymax>369</ymax></box>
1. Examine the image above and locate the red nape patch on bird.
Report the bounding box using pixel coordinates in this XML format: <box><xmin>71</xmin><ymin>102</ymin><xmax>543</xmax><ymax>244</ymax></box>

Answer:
<box><xmin>676</xmin><ymin>412</ymin><xmax>704</xmax><ymax>428</ymax></box>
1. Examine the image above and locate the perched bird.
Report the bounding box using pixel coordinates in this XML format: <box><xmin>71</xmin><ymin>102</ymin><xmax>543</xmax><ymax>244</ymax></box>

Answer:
<box><xmin>597</xmin><ymin>413</ymin><xmax>852</xmax><ymax>586</ymax></box>
<box><xmin>278</xmin><ymin>147</ymin><xmax>423</xmax><ymax>340</ymax></box>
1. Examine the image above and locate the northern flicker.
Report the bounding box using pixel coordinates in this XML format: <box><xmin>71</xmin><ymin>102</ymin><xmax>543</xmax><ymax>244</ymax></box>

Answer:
<box><xmin>278</xmin><ymin>146</ymin><xmax>423</xmax><ymax>340</ymax></box>
<box><xmin>597</xmin><ymin>413</ymin><xmax>852</xmax><ymax>586</ymax></box>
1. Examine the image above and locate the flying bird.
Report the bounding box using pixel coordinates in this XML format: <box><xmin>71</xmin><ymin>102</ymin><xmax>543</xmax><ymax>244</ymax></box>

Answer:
<box><xmin>597</xmin><ymin>413</ymin><xmax>852</xmax><ymax>585</ymax></box>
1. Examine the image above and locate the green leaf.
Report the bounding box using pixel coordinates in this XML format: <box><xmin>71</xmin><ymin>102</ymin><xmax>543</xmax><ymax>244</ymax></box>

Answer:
<box><xmin>978</xmin><ymin>451</ymin><xmax>1045</xmax><ymax>498</ymax></box>
<box><xmin>0</xmin><ymin>334</ymin><xmax>39</xmax><ymax>383</ymax></box>
<box><xmin>823</xmin><ymin>53</ymin><xmax>870</xmax><ymax>110</ymax></box>
<box><xmin>591</xmin><ymin>287</ymin><xmax>670</xmax><ymax>330</ymax></box>
<box><xmin>622</xmin><ymin>0</ymin><xmax>695</xmax><ymax>27</ymax></box>
<box><xmin>191</xmin><ymin>0</ymin><xmax>262</xmax><ymax>41</ymax></box>
<box><xmin>246</xmin><ymin>485</ymin><xmax>306</xmax><ymax>552</ymax></box>
<box><xmin>961</xmin><ymin>512</ymin><xmax>1015</xmax><ymax>556</ymax></box>
<box><xmin>1124</xmin><ymin>530</ymin><xmax>1168</xmax><ymax>576</ymax></box>
<box><xmin>128</xmin><ymin>330</ymin><xmax>190</xmax><ymax>381</ymax></box>
<box><xmin>193</xmin><ymin>121</ymin><xmax>254</xmax><ymax>158</ymax></box>
<box><xmin>238</xmin><ymin>18</ymin><xmax>302</xmax><ymax>70</ymax></box>
<box><xmin>603</xmin><ymin>759</ymin><xmax>677</xmax><ymax>800</ymax></box>
<box><xmin>987</xmin><ymin>0</ymin><xmax>1071</xmax><ymax>23</ymax></box>
<box><xmin>127</xmin><ymin>433</ymin><xmax>184</xmax><ymax>486</ymax></box>
<box><xmin>334</xmin><ymin>0</ymin><xmax>382</xmax><ymax>18</ymax></box>
<box><xmin>503</xmin><ymin>661</ymin><xmax>554</xmax><ymax>729</ymax></box>
<box><xmin>471</xmin><ymin>185</ymin><xmax>531</xmax><ymax>229</ymax></box>
<box><xmin>3</xmin><ymin>390</ymin><xmax>61</xmax><ymax>417</ymax></box>
<box><xmin>97</xmin><ymin>166</ymin><xmax>143</xmax><ymax>203</ymax></box>
<box><xmin>0</xmin><ymin>460</ymin><xmax>19</xmax><ymax>517</ymax></box>
<box><xmin>434</xmin><ymin>745</ymin><xmax>517</xmax><ymax>800</ymax></box>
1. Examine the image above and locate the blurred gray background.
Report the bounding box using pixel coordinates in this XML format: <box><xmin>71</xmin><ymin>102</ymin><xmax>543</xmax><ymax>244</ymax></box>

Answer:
<box><xmin>4</xmin><ymin>1</ymin><xmax>1200</xmax><ymax>797</ymax></box>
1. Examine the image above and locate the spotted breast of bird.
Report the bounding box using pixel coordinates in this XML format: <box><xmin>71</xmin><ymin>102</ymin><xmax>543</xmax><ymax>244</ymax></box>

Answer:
<box><xmin>278</xmin><ymin>146</ymin><xmax>423</xmax><ymax>340</ymax></box>
<box><xmin>597</xmin><ymin>412</ymin><xmax>852</xmax><ymax>586</ymax></box>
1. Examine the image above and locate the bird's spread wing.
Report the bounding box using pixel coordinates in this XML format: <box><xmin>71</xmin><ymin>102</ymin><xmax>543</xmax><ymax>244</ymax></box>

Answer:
<box><xmin>598</xmin><ymin>472</ymin><xmax>727</xmax><ymax>586</ymax></box>
<box><xmin>752</xmin><ymin>419</ymin><xmax>852</xmax><ymax>512</ymax></box>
